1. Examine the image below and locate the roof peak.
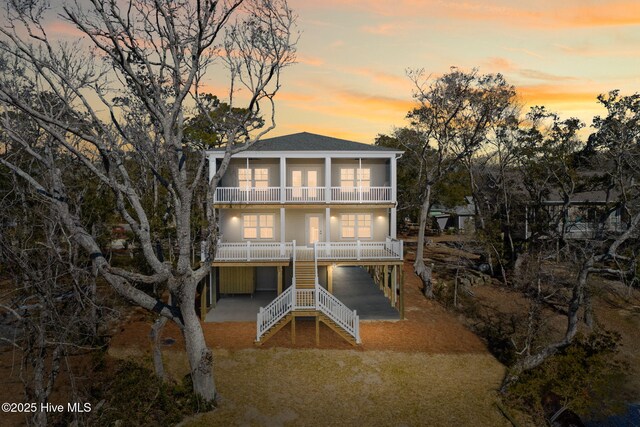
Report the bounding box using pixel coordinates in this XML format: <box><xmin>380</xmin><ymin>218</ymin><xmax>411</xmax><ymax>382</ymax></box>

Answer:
<box><xmin>208</xmin><ymin>131</ymin><xmax>402</xmax><ymax>153</ymax></box>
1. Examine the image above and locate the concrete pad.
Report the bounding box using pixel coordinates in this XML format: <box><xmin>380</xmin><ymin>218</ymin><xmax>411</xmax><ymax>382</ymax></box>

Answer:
<box><xmin>205</xmin><ymin>291</ymin><xmax>276</xmax><ymax>322</ymax></box>
<box><xmin>332</xmin><ymin>266</ymin><xmax>400</xmax><ymax>320</ymax></box>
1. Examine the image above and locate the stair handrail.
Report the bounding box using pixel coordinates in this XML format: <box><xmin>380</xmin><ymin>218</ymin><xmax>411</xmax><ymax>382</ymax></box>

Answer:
<box><xmin>313</xmin><ymin>241</ymin><xmax>319</xmax><ymax>285</ymax></box>
<box><xmin>292</xmin><ymin>239</ymin><xmax>297</xmax><ymax>288</ymax></box>
<box><xmin>314</xmin><ymin>284</ymin><xmax>361</xmax><ymax>344</ymax></box>
<box><xmin>256</xmin><ymin>285</ymin><xmax>294</xmax><ymax>342</ymax></box>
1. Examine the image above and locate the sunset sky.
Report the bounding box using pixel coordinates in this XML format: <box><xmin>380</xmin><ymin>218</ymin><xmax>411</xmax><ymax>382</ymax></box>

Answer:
<box><xmin>268</xmin><ymin>0</ymin><xmax>640</xmax><ymax>142</ymax></box>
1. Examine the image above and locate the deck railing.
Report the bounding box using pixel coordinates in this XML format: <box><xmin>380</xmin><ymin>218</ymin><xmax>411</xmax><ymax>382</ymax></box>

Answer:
<box><xmin>256</xmin><ymin>285</ymin><xmax>294</xmax><ymax>341</ymax></box>
<box><xmin>330</xmin><ymin>186</ymin><xmax>391</xmax><ymax>203</ymax></box>
<box><xmin>214</xmin><ymin>241</ymin><xmax>293</xmax><ymax>261</ymax></box>
<box><xmin>214</xmin><ymin>187</ymin><xmax>281</xmax><ymax>203</ymax></box>
<box><xmin>214</xmin><ymin>186</ymin><xmax>392</xmax><ymax>204</ymax></box>
<box><xmin>315</xmin><ymin>237</ymin><xmax>403</xmax><ymax>261</ymax></box>
<box><xmin>315</xmin><ymin>284</ymin><xmax>360</xmax><ymax>343</ymax></box>
<box><xmin>285</xmin><ymin>187</ymin><xmax>325</xmax><ymax>202</ymax></box>
<box><xmin>214</xmin><ymin>239</ymin><xmax>402</xmax><ymax>262</ymax></box>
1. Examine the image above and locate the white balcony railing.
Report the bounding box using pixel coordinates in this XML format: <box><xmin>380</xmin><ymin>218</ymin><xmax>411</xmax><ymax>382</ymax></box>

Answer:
<box><xmin>214</xmin><ymin>238</ymin><xmax>402</xmax><ymax>262</ymax></box>
<box><xmin>214</xmin><ymin>187</ymin><xmax>281</xmax><ymax>203</ymax></box>
<box><xmin>214</xmin><ymin>186</ymin><xmax>392</xmax><ymax>204</ymax></box>
<box><xmin>285</xmin><ymin>186</ymin><xmax>325</xmax><ymax>202</ymax></box>
<box><xmin>331</xmin><ymin>186</ymin><xmax>391</xmax><ymax>203</ymax></box>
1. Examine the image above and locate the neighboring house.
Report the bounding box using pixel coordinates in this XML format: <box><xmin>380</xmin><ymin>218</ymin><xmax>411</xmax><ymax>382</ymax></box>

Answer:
<box><xmin>428</xmin><ymin>197</ymin><xmax>476</xmax><ymax>233</ymax></box>
<box><xmin>540</xmin><ymin>190</ymin><xmax>626</xmax><ymax>240</ymax></box>
<box><xmin>203</xmin><ymin>132</ymin><xmax>404</xmax><ymax>344</ymax></box>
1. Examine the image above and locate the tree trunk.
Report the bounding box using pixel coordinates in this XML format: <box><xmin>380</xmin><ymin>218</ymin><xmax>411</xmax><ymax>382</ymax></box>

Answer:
<box><xmin>414</xmin><ymin>184</ymin><xmax>434</xmax><ymax>298</ymax></box>
<box><xmin>500</xmin><ymin>257</ymin><xmax>591</xmax><ymax>393</ymax></box>
<box><xmin>150</xmin><ymin>316</ymin><xmax>168</xmax><ymax>381</ymax></box>
<box><xmin>179</xmin><ymin>286</ymin><xmax>216</xmax><ymax>402</ymax></box>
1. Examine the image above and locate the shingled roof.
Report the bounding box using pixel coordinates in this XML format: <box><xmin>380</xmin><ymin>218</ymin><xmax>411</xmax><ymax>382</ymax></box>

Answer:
<box><xmin>209</xmin><ymin>132</ymin><xmax>401</xmax><ymax>153</ymax></box>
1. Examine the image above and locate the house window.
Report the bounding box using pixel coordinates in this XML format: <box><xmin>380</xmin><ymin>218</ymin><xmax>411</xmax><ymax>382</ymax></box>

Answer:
<box><xmin>341</xmin><ymin>214</ymin><xmax>372</xmax><ymax>239</ymax></box>
<box><xmin>340</xmin><ymin>168</ymin><xmax>355</xmax><ymax>190</ymax></box>
<box><xmin>238</xmin><ymin>168</ymin><xmax>252</xmax><ymax>189</ymax></box>
<box><xmin>238</xmin><ymin>168</ymin><xmax>269</xmax><ymax>188</ymax></box>
<box><xmin>243</xmin><ymin>214</ymin><xmax>274</xmax><ymax>239</ymax></box>
<box><xmin>340</xmin><ymin>167</ymin><xmax>370</xmax><ymax>189</ymax></box>
<box><xmin>254</xmin><ymin>168</ymin><xmax>269</xmax><ymax>188</ymax></box>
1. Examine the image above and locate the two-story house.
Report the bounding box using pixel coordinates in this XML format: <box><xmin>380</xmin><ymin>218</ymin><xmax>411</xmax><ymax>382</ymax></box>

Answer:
<box><xmin>204</xmin><ymin>132</ymin><xmax>404</xmax><ymax>345</ymax></box>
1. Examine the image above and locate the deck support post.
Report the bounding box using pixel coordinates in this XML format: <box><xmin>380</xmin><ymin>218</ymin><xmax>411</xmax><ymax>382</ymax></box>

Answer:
<box><xmin>383</xmin><ymin>265</ymin><xmax>389</xmax><ymax>298</ymax></box>
<box><xmin>211</xmin><ymin>268</ymin><xmax>217</xmax><ymax>308</ymax></box>
<box><xmin>277</xmin><ymin>266</ymin><xmax>283</xmax><ymax>295</ymax></box>
<box><xmin>399</xmin><ymin>264</ymin><xmax>405</xmax><ymax>319</ymax></box>
<box><xmin>291</xmin><ymin>315</ymin><xmax>296</xmax><ymax>344</ymax></box>
<box><xmin>391</xmin><ymin>265</ymin><xmax>397</xmax><ymax>306</ymax></box>
<box><xmin>315</xmin><ymin>315</ymin><xmax>320</xmax><ymax>345</ymax></box>
<box><xmin>327</xmin><ymin>265</ymin><xmax>333</xmax><ymax>294</ymax></box>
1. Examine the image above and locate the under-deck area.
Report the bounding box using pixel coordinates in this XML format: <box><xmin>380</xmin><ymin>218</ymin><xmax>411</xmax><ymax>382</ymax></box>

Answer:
<box><xmin>205</xmin><ymin>266</ymin><xmax>399</xmax><ymax>322</ymax></box>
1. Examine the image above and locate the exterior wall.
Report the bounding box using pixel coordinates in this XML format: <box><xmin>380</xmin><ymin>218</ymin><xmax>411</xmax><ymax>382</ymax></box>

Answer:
<box><xmin>219</xmin><ymin>207</ymin><xmax>390</xmax><ymax>243</ymax></box>
<box><xmin>218</xmin><ymin>208</ymin><xmax>281</xmax><ymax>242</ymax></box>
<box><xmin>283</xmin><ymin>209</ymin><xmax>326</xmax><ymax>244</ymax></box>
<box><xmin>330</xmin><ymin>208</ymin><xmax>389</xmax><ymax>241</ymax></box>
<box><xmin>219</xmin><ymin>267</ymin><xmax>255</xmax><ymax>294</ymax></box>
<box><xmin>220</xmin><ymin>158</ymin><xmax>280</xmax><ymax>187</ymax></box>
<box><xmin>331</xmin><ymin>159</ymin><xmax>389</xmax><ymax>187</ymax></box>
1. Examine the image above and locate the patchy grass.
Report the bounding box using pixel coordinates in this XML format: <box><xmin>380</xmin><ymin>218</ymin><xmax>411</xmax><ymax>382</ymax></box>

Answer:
<box><xmin>175</xmin><ymin>348</ymin><xmax>508</xmax><ymax>427</ymax></box>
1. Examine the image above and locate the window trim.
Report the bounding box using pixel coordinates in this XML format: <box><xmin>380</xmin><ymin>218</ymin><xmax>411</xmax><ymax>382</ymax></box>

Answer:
<box><xmin>241</xmin><ymin>213</ymin><xmax>275</xmax><ymax>241</ymax></box>
<box><xmin>238</xmin><ymin>167</ymin><xmax>269</xmax><ymax>188</ymax></box>
<box><xmin>340</xmin><ymin>213</ymin><xmax>373</xmax><ymax>240</ymax></box>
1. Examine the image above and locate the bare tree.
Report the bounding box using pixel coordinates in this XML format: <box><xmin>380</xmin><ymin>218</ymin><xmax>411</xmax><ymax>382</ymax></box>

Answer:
<box><xmin>501</xmin><ymin>92</ymin><xmax>640</xmax><ymax>392</ymax></box>
<box><xmin>0</xmin><ymin>0</ymin><xmax>297</xmax><ymax>402</ymax></box>
<box><xmin>0</xmin><ymin>168</ymin><xmax>104</xmax><ymax>427</ymax></box>
<box><xmin>405</xmin><ymin>67</ymin><xmax>516</xmax><ymax>297</ymax></box>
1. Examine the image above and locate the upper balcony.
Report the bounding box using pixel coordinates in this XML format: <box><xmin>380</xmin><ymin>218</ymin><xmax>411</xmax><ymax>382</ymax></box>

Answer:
<box><xmin>213</xmin><ymin>186</ymin><xmax>393</xmax><ymax>205</ymax></box>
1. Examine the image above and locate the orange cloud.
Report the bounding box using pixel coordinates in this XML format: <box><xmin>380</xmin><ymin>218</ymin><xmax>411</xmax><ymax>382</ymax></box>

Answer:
<box><xmin>335</xmin><ymin>89</ymin><xmax>414</xmax><ymax>113</ymax></box>
<box><xmin>297</xmin><ymin>54</ymin><xmax>324</xmax><ymax>67</ymax></box>
<box><xmin>518</xmin><ymin>84</ymin><xmax>598</xmax><ymax>106</ymax></box>
<box><xmin>360</xmin><ymin>23</ymin><xmax>398</xmax><ymax>35</ymax></box>
<box><xmin>298</xmin><ymin>0</ymin><xmax>640</xmax><ymax>29</ymax></box>
<box><xmin>342</xmin><ymin>67</ymin><xmax>409</xmax><ymax>89</ymax></box>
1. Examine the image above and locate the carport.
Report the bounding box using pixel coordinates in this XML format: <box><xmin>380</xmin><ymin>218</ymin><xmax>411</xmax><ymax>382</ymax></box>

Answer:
<box><xmin>205</xmin><ymin>266</ymin><xmax>399</xmax><ymax>322</ymax></box>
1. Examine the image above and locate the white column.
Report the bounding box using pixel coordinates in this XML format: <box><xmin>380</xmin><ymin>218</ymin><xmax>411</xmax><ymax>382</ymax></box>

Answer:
<box><xmin>280</xmin><ymin>156</ymin><xmax>286</xmax><ymax>203</ymax></box>
<box><xmin>325</xmin><ymin>207</ymin><xmax>331</xmax><ymax>242</ymax></box>
<box><xmin>390</xmin><ymin>207</ymin><xmax>397</xmax><ymax>239</ymax></box>
<box><xmin>325</xmin><ymin>157</ymin><xmax>331</xmax><ymax>202</ymax></box>
<box><xmin>280</xmin><ymin>207</ymin><xmax>286</xmax><ymax>243</ymax></box>
<box><xmin>390</xmin><ymin>155</ymin><xmax>397</xmax><ymax>203</ymax></box>
<box><xmin>208</xmin><ymin>155</ymin><xmax>217</xmax><ymax>182</ymax></box>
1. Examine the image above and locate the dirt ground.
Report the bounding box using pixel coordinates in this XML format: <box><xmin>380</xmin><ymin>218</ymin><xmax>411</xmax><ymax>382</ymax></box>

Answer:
<box><xmin>105</xmin><ymin>262</ymin><xmax>513</xmax><ymax>426</ymax></box>
<box><xmin>112</xmin><ymin>262</ymin><xmax>487</xmax><ymax>354</ymax></box>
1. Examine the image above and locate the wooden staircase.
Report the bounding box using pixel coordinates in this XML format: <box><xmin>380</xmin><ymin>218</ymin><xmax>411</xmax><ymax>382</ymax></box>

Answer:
<box><xmin>255</xmin><ymin>241</ymin><xmax>360</xmax><ymax>346</ymax></box>
<box><xmin>318</xmin><ymin>312</ymin><xmax>358</xmax><ymax>346</ymax></box>
<box><xmin>294</xmin><ymin>261</ymin><xmax>317</xmax><ymax>288</ymax></box>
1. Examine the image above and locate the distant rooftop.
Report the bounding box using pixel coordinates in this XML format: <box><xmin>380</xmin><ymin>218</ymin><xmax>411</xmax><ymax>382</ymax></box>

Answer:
<box><xmin>208</xmin><ymin>132</ymin><xmax>402</xmax><ymax>153</ymax></box>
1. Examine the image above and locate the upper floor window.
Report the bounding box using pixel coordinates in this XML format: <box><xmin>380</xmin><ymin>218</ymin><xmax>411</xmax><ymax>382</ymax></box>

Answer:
<box><xmin>340</xmin><ymin>167</ymin><xmax>370</xmax><ymax>189</ymax></box>
<box><xmin>341</xmin><ymin>213</ymin><xmax>372</xmax><ymax>239</ymax></box>
<box><xmin>242</xmin><ymin>214</ymin><xmax>274</xmax><ymax>239</ymax></box>
<box><xmin>238</xmin><ymin>168</ymin><xmax>269</xmax><ymax>188</ymax></box>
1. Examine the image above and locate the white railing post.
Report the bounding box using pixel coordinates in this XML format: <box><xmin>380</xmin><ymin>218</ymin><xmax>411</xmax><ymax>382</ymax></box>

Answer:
<box><xmin>357</xmin><ymin>240</ymin><xmax>361</xmax><ymax>260</ymax></box>
<box><xmin>246</xmin><ymin>240</ymin><xmax>251</xmax><ymax>261</ymax></box>
<box><xmin>292</xmin><ymin>239</ymin><xmax>297</xmax><ymax>290</ymax></box>
<box><xmin>313</xmin><ymin>241</ymin><xmax>319</xmax><ymax>285</ymax></box>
